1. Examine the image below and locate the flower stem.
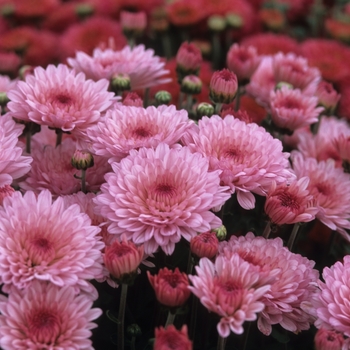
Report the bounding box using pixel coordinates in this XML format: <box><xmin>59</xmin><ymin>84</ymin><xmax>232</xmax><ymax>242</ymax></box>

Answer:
<box><xmin>118</xmin><ymin>283</ymin><xmax>128</xmax><ymax>350</ymax></box>
<box><xmin>287</xmin><ymin>223</ymin><xmax>301</xmax><ymax>251</ymax></box>
<box><xmin>262</xmin><ymin>221</ymin><xmax>271</xmax><ymax>239</ymax></box>
<box><xmin>165</xmin><ymin>310</ymin><xmax>176</xmax><ymax>327</ymax></box>
<box><xmin>143</xmin><ymin>87</ymin><xmax>150</xmax><ymax>108</ymax></box>
<box><xmin>178</xmin><ymin>92</ymin><xmax>184</xmax><ymax>110</ymax></box>
<box><xmin>81</xmin><ymin>169</ymin><xmax>86</xmax><ymax>194</ymax></box>
<box><xmin>215</xmin><ymin>103</ymin><xmax>222</xmax><ymax>115</ymax></box>
<box><xmin>235</xmin><ymin>86</ymin><xmax>244</xmax><ymax>111</ymax></box>
<box><xmin>186</xmin><ymin>94</ymin><xmax>193</xmax><ymax>113</ymax></box>
<box><xmin>55</xmin><ymin>129</ymin><xmax>62</xmax><ymax>147</ymax></box>
<box><xmin>217</xmin><ymin>335</ymin><xmax>226</xmax><ymax>350</ymax></box>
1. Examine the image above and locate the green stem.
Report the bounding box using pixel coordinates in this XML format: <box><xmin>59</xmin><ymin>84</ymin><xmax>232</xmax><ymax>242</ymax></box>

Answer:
<box><xmin>287</xmin><ymin>223</ymin><xmax>301</xmax><ymax>251</ymax></box>
<box><xmin>215</xmin><ymin>103</ymin><xmax>223</xmax><ymax>115</ymax></box>
<box><xmin>81</xmin><ymin>169</ymin><xmax>86</xmax><ymax>194</ymax></box>
<box><xmin>189</xmin><ymin>296</ymin><xmax>199</xmax><ymax>342</ymax></box>
<box><xmin>130</xmin><ymin>337</ymin><xmax>136</xmax><ymax>350</ymax></box>
<box><xmin>161</xmin><ymin>32</ymin><xmax>172</xmax><ymax>59</ymax></box>
<box><xmin>242</xmin><ymin>322</ymin><xmax>251</xmax><ymax>350</ymax></box>
<box><xmin>165</xmin><ymin>310</ymin><xmax>176</xmax><ymax>327</ymax></box>
<box><xmin>217</xmin><ymin>335</ymin><xmax>226</xmax><ymax>350</ymax></box>
<box><xmin>262</xmin><ymin>221</ymin><xmax>271</xmax><ymax>239</ymax></box>
<box><xmin>178</xmin><ymin>92</ymin><xmax>184</xmax><ymax>110</ymax></box>
<box><xmin>118</xmin><ymin>284</ymin><xmax>128</xmax><ymax>350</ymax></box>
<box><xmin>186</xmin><ymin>94</ymin><xmax>193</xmax><ymax>113</ymax></box>
<box><xmin>235</xmin><ymin>86</ymin><xmax>244</xmax><ymax>111</ymax></box>
<box><xmin>143</xmin><ymin>88</ymin><xmax>150</xmax><ymax>108</ymax></box>
<box><xmin>55</xmin><ymin>129</ymin><xmax>62</xmax><ymax>147</ymax></box>
<box><xmin>212</xmin><ymin>32</ymin><xmax>221</xmax><ymax>70</ymax></box>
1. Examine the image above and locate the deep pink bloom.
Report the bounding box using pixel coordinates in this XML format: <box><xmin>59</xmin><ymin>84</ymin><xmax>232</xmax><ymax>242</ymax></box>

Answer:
<box><xmin>313</xmin><ymin>256</ymin><xmax>350</xmax><ymax>337</ymax></box>
<box><xmin>209</xmin><ymin>69</ymin><xmax>238</xmax><ymax>104</ymax></box>
<box><xmin>0</xmin><ymin>190</ymin><xmax>104</xmax><ymax>291</ymax></box>
<box><xmin>147</xmin><ymin>267</ymin><xmax>191</xmax><ymax>307</ymax></box>
<box><xmin>226</xmin><ymin>44</ymin><xmax>261</xmax><ymax>82</ymax></box>
<box><xmin>20</xmin><ymin>138</ymin><xmax>111</xmax><ymax>196</ymax></box>
<box><xmin>154</xmin><ymin>325</ymin><xmax>192</xmax><ymax>350</ymax></box>
<box><xmin>270</xmin><ymin>86</ymin><xmax>323</xmax><ymax>131</ymax></box>
<box><xmin>272</xmin><ymin>52</ymin><xmax>321</xmax><ymax>95</ymax></box>
<box><xmin>296</xmin><ymin>117</ymin><xmax>350</xmax><ymax>167</ymax></box>
<box><xmin>123</xmin><ymin>92</ymin><xmax>143</xmax><ymax>107</ymax></box>
<box><xmin>0</xmin><ymin>281</ymin><xmax>102</xmax><ymax>350</ymax></box>
<box><xmin>189</xmin><ymin>254</ymin><xmax>270</xmax><ymax>337</ymax></box>
<box><xmin>183</xmin><ymin>115</ymin><xmax>295</xmax><ymax>209</ymax></box>
<box><xmin>120</xmin><ymin>10</ymin><xmax>147</xmax><ymax>34</ymax></box>
<box><xmin>218</xmin><ymin>232</ymin><xmax>320</xmax><ymax>335</ymax></box>
<box><xmin>315</xmin><ymin>81</ymin><xmax>341</xmax><ymax>114</ymax></box>
<box><xmin>314</xmin><ymin>328</ymin><xmax>345</xmax><ymax>350</ymax></box>
<box><xmin>265</xmin><ymin>177</ymin><xmax>318</xmax><ymax>225</ymax></box>
<box><xmin>86</xmin><ymin>105</ymin><xmax>193</xmax><ymax>161</ymax></box>
<box><xmin>104</xmin><ymin>236</ymin><xmax>144</xmax><ymax>281</ymax></box>
<box><xmin>68</xmin><ymin>44</ymin><xmax>171</xmax><ymax>90</ymax></box>
<box><xmin>190</xmin><ymin>231</ymin><xmax>219</xmax><ymax>259</ymax></box>
<box><xmin>94</xmin><ymin>143</ymin><xmax>230</xmax><ymax>255</ymax></box>
<box><xmin>292</xmin><ymin>151</ymin><xmax>350</xmax><ymax>239</ymax></box>
<box><xmin>0</xmin><ymin>113</ymin><xmax>32</xmax><ymax>187</ymax></box>
<box><xmin>176</xmin><ymin>41</ymin><xmax>202</xmax><ymax>73</ymax></box>
<box><xmin>7</xmin><ymin>64</ymin><xmax>114</xmax><ymax>133</ymax></box>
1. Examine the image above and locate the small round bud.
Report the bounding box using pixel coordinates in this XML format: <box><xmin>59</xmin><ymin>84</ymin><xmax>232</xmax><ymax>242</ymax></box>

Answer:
<box><xmin>1</xmin><ymin>4</ymin><xmax>14</xmax><ymax>17</ymax></box>
<box><xmin>180</xmin><ymin>75</ymin><xmax>202</xmax><ymax>95</ymax></box>
<box><xmin>207</xmin><ymin>15</ymin><xmax>226</xmax><ymax>32</ymax></box>
<box><xmin>71</xmin><ymin>150</ymin><xmax>94</xmax><ymax>171</ymax></box>
<box><xmin>226</xmin><ymin>13</ymin><xmax>244</xmax><ymax>29</ymax></box>
<box><xmin>196</xmin><ymin>102</ymin><xmax>214</xmax><ymax>118</ymax></box>
<box><xmin>190</xmin><ymin>231</ymin><xmax>219</xmax><ymax>259</ymax></box>
<box><xmin>155</xmin><ymin>90</ymin><xmax>172</xmax><ymax>105</ymax></box>
<box><xmin>212</xmin><ymin>225</ymin><xmax>227</xmax><ymax>241</ymax></box>
<box><xmin>0</xmin><ymin>92</ymin><xmax>9</xmax><ymax>107</ymax></box>
<box><xmin>275</xmin><ymin>81</ymin><xmax>293</xmax><ymax>91</ymax></box>
<box><xmin>111</xmin><ymin>73</ymin><xmax>131</xmax><ymax>93</ymax></box>
<box><xmin>75</xmin><ymin>4</ymin><xmax>94</xmax><ymax>19</ymax></box>
<box><xmin>19</xmin><ymin>65</ymin><xmax>34</xmax><ymax>80</ymax></box>
<box><xmin>127</xmin><ymin>324</ymin><xmax>142</xmax><ymax>338</ymax></box>
<box><xmin>209</xmin><ymin>69</ymin><xmax>238</xmax><ymax>104</ymax></box>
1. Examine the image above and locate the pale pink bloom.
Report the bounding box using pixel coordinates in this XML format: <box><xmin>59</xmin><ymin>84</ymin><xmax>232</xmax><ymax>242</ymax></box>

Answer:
<box><xmin>226</xmin><ymin>44</ymin><xmax>261</xmax><ymax>82</ymax></box>
<box><xmin>218</xmin><ymin>232</ymin><xmax>320</xmax><ymax>335</ymax></box>
<box><xmin>0</xmin><ymin>75</ymin><xmax>17</xmax><ymax>92</ymax></box>
<box><xmin>246</xmin><ymin>56</ymin><xmax>275</xmax><ymax>107</ymax></box>
<box><xmin>209</xmin><ymin>69</ymin><xmax>238</xmax><ymax>104</ymax></box>
<box><xmin>188</xmin><ymin>254</ymin><xmax>270</xmax><ymax>337</ymax></box>
<box><xmin>0</xmin><ymin>281</ymin><xmax>102</xmax><ymax>350</ymax></box>
<box><xmin>7</xmin><ymin>64</ymin><xmax>114</xmax><ymax>133</ymax></box>
<box><xmin>0</xmin><ymin>190</ymin><xmax>104</xmax><ymax>292</ymax></box>
<box><xmin>176</xmin><ymin>41</ymin><xmax>202</xmax><ymax>73</ymax></box>
<box><xmin>270</xmin><ymin>86</ymin><xmax>323</xmax><ymax>131</ymax></box>
<box><xmin>314</xmin><ymin>328</ymin><xmax>345</xmax><ymax>350</ymax></box>
<box><xmin>183</xmin><ymin>115</ymin><xmax>295</xmax><ymax>210</ymax></box>
<box><xmin>190</xmin><ymin>231</ymin><xmax>219</xmax><ymax>259</ymax></box>
<box><xmin>272</xmin><ymin>52</ymin><xmax>321</xmax><ymax>95</ymax></box>
<box><xmin>315</xmin><ymin>80</ymin><xmax>341</xmax><ymax>114</ymax></box>
<box><xmin>292</xmin><ymin>151</ymin><xmax>350</xmax><ymax>239</ymax></box>
<box><xmin>87</xmin><ymin>104</ymin><xmax>194</xmax><ymax>161</ymax></box>
<box><xmin>297</xmin><ymin>117</ymin><xmax>350</xmax><ymax>167</ymax></box>
<box><xmin>147</xmin><ymin>267</ymin><xmax>191</xmax><ymax>307</ymax></box>
<box><xmin>20</xmin><ymin>138</ymin><xmax>111</xmax><ymax>196</ymax></box>
<box><xmin>94</xmin><ymin>143</ymin><xmax>230</xmax><ymax>255</ymax></box>
<box><xmin>265</xmin><ymin>177</ymin><xmax>318</xmax><ymax>225</ymax></box>
<box><xmin>313</xmin><ymin>256</ymin><xmax>350</xmax><ymax>337</ymax></box>
<box><xmin>68</xmin><ymin>45</ymin><xmax>171</xmax><ymax>90</ymax></box>
<box><xmin>154</xmin><ymin>325</ymin><xmax>192</xmax><ymax>350</ymax></box>
<box><xmin>0</xmin><ymin>113</ymin><xmax>32</xmax><ymax>187</ymax></box>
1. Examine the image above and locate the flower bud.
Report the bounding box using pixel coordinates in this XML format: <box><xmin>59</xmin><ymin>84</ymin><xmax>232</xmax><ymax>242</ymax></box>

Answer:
<box><xmin>314</xmin><ymin>328</ymin><xmax>344</xmax><ymax>350</ymax></box>
<box><xmin>259</xmin><ymin>8</ymin><xmax>286</xmax><ymax>31</ymax></box>
<box><xmin>123</xmin><ymin>92</ymin><xmax>143</xmax><ymax>107</ymax></box>
<box><xmin>154</xmin><ymin>325</ymin><xmax>192</xmax><ymax>350</ymax></box>
<box><xmin>212</xmin><ymin>225</ymin><xmax>227</xmax><ymax>241</ymax></box>
<box><xmin>315</xmin><ymin>81</ymin><xmax>340</xmax><ymax>115</ymax></box>
<box><xmin>121</xmin><ymin>11</ymin><xmax>147</xmax><ymax>38</ymax></box>
<box><xmin>209</xmin><ymin>69</ymin><xmax>238</xmax><ymax>104</ymax></box>
<box><xmin>196</xmin><ymin>102</ymin><xmax>214</xmax><ymax>118</ymax></box>
<box><xmin>75</xmin><ymin>4</ymin><xmax>94</xmax><ymax>19</ymax></box>
<box><xmin>155</xmin><ymin>90</ymin><xmax>172</xmax><ymax>105</ymax></box>
<box><xmin>190</xmin><ymin>231</ymin><xmax>219</xmax><ymax>259</ymax></box>
<box><xmin>19</xmin><ymin>65</ymin><xmax>34</xmax><ymax>80</ymax></box>
<box><xmin>71</xmin><ymin>150</ymin><xmax>94</xmax><ymax>171</ymax></box>
<box><xmin>127</xmin><ymin>324</ymin><xmax>142</xmax><ymax>338</ymax></box>
<box><xmin>0</xmin><ymin>92</ymin><xmax>9</xmax><ymax>107</ymax></box>
<box><xmin>176</xmin><ymin>42</ymin><xmax>202</xmax><ymax>82</ymax></box>
<box><xmin>208</xmin><ymin>15</ymin><xmax>226</xmax><ymax>32</ymax></box>
<box><xmin>180</xmin><ymin>75</ymin><xmax>202</xmax><ymax>95</ymax></box>
<box><xmin>226</xmin><ymin>13</ymin><xmax>244</xmax><ymax>29</ymax></box>
<box><xmin>110</xmin><ymin>73</ymin><xmax>131</xmax><ymax>93</ymax></box>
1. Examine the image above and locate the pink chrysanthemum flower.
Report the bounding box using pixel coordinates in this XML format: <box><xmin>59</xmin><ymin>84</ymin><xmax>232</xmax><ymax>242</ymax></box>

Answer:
<box><xmin>218</xmin><ymin>232</ymin><xmax>319</xmax><ymax>335</ymax></box>
<box><xmin>86</xmin><ymin>105</ymin><xmax>193</xmax><ymax>161</ymax></box>
<box><xmin>270</xmin><ymin>86</ymin><xmax>323</xmax><ymax>132</ymax></box>
<box><xmin>68</xmin><ymin>44</ymin><xmax>171</xmax><ymax>90</ymax></box>
<box><xmin>292</xmin><ymin>151</ymin><xmax>350</xmax><ymax>239</ymax></box>
<box><xmin>315</xmin><ymin>80</ymin><xmax>341</xmax><ymax>115</ymax></box>
<box><xmin>183</xmin><ymin>115</ymin><xmax>295</xmax><ymax>210</ymax></box>
<box><xmin>190</xmin><ymin>231</ymin><xmax>219</xmax><ymax>259</ymax></box>
<box><xmin>297</xmin><ymin>117</ymin><xmax>350</xmax><ymax>168</ymax></box>
<box><xmin>188</xmin><ymin>254</ymin><xmax>270</xmax><ymax>337</ymax></box>
<box><xmin>265</xmin><ymin>177</ymin><xmax>318</xmax><ymax>225</ymax></box>
<box><xmin>314</xmin><ymin>328</ymin><xmax>345</xmax><ymax>350</ymax></box>
<box><xmin>0</xmin><ymin>190</ymin><xmax>104</xmax><ymax>292</ymax></box>
<box><xmin>0</xmin><ymin>281</ymin><xmax>102</xmax><ymax>350</ymax></box>
<box><xmin>7</xmin><ymin>64</ymin><xmax>114</xmax><ymax>133</ymax></box>
<box><xmin>226</xmin><ymin>44</ymin><xmax>261</xmax><ymax>83</ymax></box>
<box><xmin>154</xmin><ymin>325</ymin><xmax>192</xmax><ymax>350</ymax></box>
<box><xmin>272</xmin><ymin>52</ymin><xmax>321</xmax><ymax>95</ymax></box>
<box><xmin>94</xmin><ymin>143</ymin><xmax>230</xmax><ymax>255</ymax></box>
<box><xmin>0</xmin><ymin>113</ymin><xmax>32</xmax><ymax>187</ymax></box>
<box><xmin>313</xmin><ymin>256</ymin><xmax>350</xmax><ymax>337</ymax></box>
<box><xmin>20</xmin><ymin>138</ymin><xmax>111</xmax><ymax>196</ymax></box>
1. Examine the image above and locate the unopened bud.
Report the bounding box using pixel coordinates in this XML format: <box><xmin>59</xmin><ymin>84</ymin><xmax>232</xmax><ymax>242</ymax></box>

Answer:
<box><xmin>190</xmin><ymin>231</ymin><xmax>219</xmax><ymax>259</ymax></box>
<box><xmin>226</xmin><ymin>13</ymin><xmax>244</xmax><ymax>29</ymax></box>
<box><xmin>111</xmin><ymin>73</ymin><xmax>131</xmax><ymax>93</ymax></box>
<box><xmin>0</xmin><ymin>92</ymin><xmax>9</xmax><ymax>107</ymax></box>
<box><xmin>181</xmin><ymin>75</ymin><xmax>202</xmax><ymax>95</ymax></box>
<box><xmin>212</xmin><ymin>225</ymin><xmax>227</xmax><ymax>241</ymax></box>
<box><xmin>71</xmin><ymin>150</ymin><xmax>94</xmax><ymax>171</ymax></box>
<box><xmin>19</xmin><ymin>65</ymin><xmax>34</xmax><ymax>80</ymax></box>
<box><xmin>196</xmin><ymin>102</ymin><xmax>214</xmax><ymax>118</ymax></box>
<box><xmin>127</xmin><ymin>324</ymin><xmax>142</xmax><ymax>338</ymax></box>
<box><xmin>155</xmin><ymin>90</ymin><xmax>172</xmax><ymax>105</ymax></box>
<box><xmin>75</xmin><ymin>4</ymin><xmax>94</xmax><ymax>19</ymax></box>
<box><xmin>208</xmin><ymin>15</ymin><xmax>226</xmax><ymax>32</ymax></box>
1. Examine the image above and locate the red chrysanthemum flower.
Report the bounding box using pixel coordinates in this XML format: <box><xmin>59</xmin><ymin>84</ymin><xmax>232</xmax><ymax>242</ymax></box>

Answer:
<box><xmin>154</xmin><ymin>325</ymin><xmax>192</xmax><ymax>350</ymax></box>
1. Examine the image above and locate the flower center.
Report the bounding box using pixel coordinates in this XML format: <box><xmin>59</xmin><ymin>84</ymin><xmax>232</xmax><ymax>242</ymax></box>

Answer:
<box><xmin>28</xmin><ymin>236</ymin><xmax>55</xmax><ymax>265</ymax></box>
<box><xmin>28</xmin><ymin>309</ymin><xmax>60</xmax><ymax>344</ymax></box>
<box><xmin>277</xmin><ymin>192</ymin><xmax>300</xmax><ymax>210</ymax></box>
<box><xmin>54</xmin><ymin>93</ymin><xmax>73</xmax><ymax>105</ymax></box>
<box><xmin>112</xmin><ymin>244</ymin><xmax>133</xmax><ymax>257</ymax></box>
<box><xmin>281</xmin><ymin>97</ymin><xmax>300</xmax><ymax>109</ymax></box>
<box><xmin>154</xmin><ymin>184</ymin><xmax>177</xmax><ymax>199</ymax></box>
<box><xmin>164</xmin><ymin>274</ymin><xmax>182</xmax><ymax>288</ymax></box>
<box><xmin>132</xmin><ymin>127</ymin><xmax>152</xmax><ymax>138</ymax></box>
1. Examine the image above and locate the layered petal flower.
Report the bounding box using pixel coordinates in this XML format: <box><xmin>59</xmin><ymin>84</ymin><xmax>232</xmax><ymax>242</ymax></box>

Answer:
<box><xmin>94</xmin><ymin>143</ymin><xmax>230</xmax><ymax>255</ymax></box>
<box><xmin>154</xmin><ymin>325</ymin><xmax>192</xmax><ymax>350</ymax></box>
